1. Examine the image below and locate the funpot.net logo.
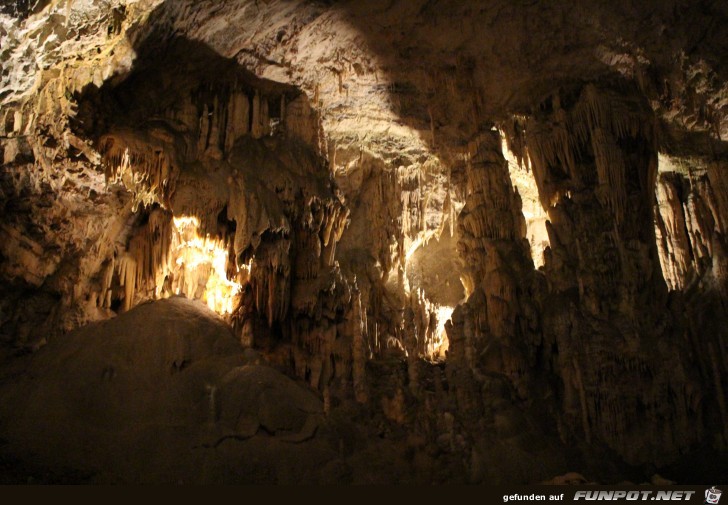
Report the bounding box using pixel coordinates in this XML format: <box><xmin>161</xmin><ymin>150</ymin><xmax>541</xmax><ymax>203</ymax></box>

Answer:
<box><xmin>573</xmin><ymin>490</ymin><xmax>696</xmax><ymax>501</ymax></box>
<box><xmin>705</xmin><ymin>487</ymin><xmax>722</xmax><ymax>505</ymax></box>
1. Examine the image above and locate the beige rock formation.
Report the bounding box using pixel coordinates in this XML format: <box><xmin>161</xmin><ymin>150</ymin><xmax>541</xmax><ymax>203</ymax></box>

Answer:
<box><xmin>0</xmin><ymin>0</ymin><xmax>727</xmax><ymax>484</ymax></box>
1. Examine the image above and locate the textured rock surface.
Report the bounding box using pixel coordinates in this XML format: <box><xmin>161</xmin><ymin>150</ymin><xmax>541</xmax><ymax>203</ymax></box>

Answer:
<box><xmin>1</xmin><ymin>0</ymin><xmax>727</xmax><ymax>484</ymax></box>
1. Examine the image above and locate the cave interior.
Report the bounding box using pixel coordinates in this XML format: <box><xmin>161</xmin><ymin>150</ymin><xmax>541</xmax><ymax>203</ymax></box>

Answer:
<box><xmin>0</xmin><ymin>0</ymin><xmax>727</xmax><ymax>484</ymax></box>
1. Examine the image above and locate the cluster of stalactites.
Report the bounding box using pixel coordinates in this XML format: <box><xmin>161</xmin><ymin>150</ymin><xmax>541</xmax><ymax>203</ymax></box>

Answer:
<box><xmin>100</xmin><ymin>130</ymin><xmax>178</xmax><ymax>210</ymax></box>
<box><xmin>188</xmin><ymin>84</ymin><xmax>283</xmax><ymax>160</ymax></box>
<box><xmin>294</xmin><ymin>196</ymin><xmax>350</xmax><ymax>279</ymax></box>
<box><xmin>244</xmin><ymin>194</ymin><xmax>349</xmax><ymax>328</ymax></box>
<box><xmin>654</xmin><ymin>168</ymin><xmax>723</xmax><ymax>291</ymax></box>
<box><xmin>166</xmin><ymin>81</ymin><xmax>324</xmax><ymax>161</ymax></box>
<box><xmin>368</xmin><ymin>167</ymin><xmax>404</xmax><ymax>275</ymax></box>
<box><xmin>194</xmin><ymin>86</ymin><xmax>252</xmax><ymax>159</ymax></box>
<box><xmin>129</xmin><ymin>209</ymin><xmax>174</xmax><ymax>299</ymax></box>
<box><xmin>98</xmin><ymin>207</ymin><xmax>174</xmax><ymax>312</ymax></box>
<box><xmin>520</xmin><ymin>84</ymin><xmax>656</xmax><ymax>227</ymax></box>
<box><xmin>362</xmin><ymin>283</ymin><xmax>451</xmax><ymax>370</ymax></box>
<box><xmin>168</xmin><ymin>215</ymin><xmax>242</xmax><ymax>315</ymax></box>
<box><xmin>97</xmin><ymin>209</ymin><xmax>244</xmax><ymax>314</ymax></box>
<box><xmin>398</xmin><ymin>167</ymin><xmax>426</xmax><ymax>242</ymax></box>
<box><xmin>404</xmin><ymin>288</ymin><xmax>451</xmax><ymax>360</ymax></box>
<box><xmin>104</xmin><ymin>185</ymin><xmax>344</xmax><ymax>330</ymax></box>
<box><xmin>100</xmin><ymin>78</ymin><xmax>326</xmax><ymax>212</ymax></box>
<box><xmin>249</xmin><ymin>235</ymin><xmax>291</xmax><ymax>326</ymax></box>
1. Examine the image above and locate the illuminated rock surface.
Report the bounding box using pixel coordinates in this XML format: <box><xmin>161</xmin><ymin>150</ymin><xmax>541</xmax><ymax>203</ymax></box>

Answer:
<box><xmin>0</xmin><ymin>0</ymin><xmax>727</xmax><ymax>483</ymax></box>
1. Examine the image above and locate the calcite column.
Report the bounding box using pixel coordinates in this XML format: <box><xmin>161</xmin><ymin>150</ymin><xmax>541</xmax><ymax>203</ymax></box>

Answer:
<box><xmin>446</xmin><ymin>130</ymin><xmax>542</xmax><ymax>417</ymax></box>
<box><xmin>524</xmin><ymin>84</ymin><xmax>702</xmax><ymax>464</ymax></box>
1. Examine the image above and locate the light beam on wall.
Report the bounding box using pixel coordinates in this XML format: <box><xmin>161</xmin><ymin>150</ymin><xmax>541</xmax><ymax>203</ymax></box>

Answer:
<box><xmin>170</xmin><ymin>216</ymin><xmax>243</xmax><ymax>315</ymax></box>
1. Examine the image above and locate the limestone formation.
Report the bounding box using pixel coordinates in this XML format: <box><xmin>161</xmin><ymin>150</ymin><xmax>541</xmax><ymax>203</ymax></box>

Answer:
<box><xmin>0</xmin><ymin>0</ymin><xmax>727</xmax><ymax>485</ymax></box>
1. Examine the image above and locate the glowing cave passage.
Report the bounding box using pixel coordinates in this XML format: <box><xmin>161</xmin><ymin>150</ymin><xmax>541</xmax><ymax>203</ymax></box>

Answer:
<box><xmin>170</xmin><ymin>216</ymin><xmax>243</xmax><ymax>315</ymax></box>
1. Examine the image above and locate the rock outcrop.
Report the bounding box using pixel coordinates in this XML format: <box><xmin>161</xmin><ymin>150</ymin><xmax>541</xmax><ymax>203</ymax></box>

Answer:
<box><xmin>0</xmin><ymin>297</ymin><xmax>335</xmax><ymax>484</ymax></box>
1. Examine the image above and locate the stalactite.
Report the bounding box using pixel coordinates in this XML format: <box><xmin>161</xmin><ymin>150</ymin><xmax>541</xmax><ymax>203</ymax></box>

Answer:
<box><xmin>591</xmin><ymin>127</ymin><xmax>627</xmax><ymax>226</ymax></box>
<box><xmin>100</xmin><ymin>129</ymin><xmax>179</xmax><ymax>209</ymax></box>
<box><xmin>261</xmin><ymin>97</ymin><xmax>270</xmax><ymax>137</ymax></box>
<box><xmin>195</xmin><ymin>101</ymin><xmax>210</xmax><ymax>156</ymax></box>
<box><xmin>127</xmin><ymin>208</ymin><xmax>173</xmax><ymax>294</ymax></box>
<box><xmin>280</xmin><ymin>95</ymin><xmax>286</xmax><ymax>129</ymax></box>
<box><xmin>523</xmin><ymin>84</ymin><xmax>655</xmax><ymax>214</ymax></box>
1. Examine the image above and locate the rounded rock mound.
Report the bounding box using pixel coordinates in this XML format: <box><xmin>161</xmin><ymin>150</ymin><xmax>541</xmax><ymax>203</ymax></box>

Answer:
<box><xmin>0</xmin><ymin>296</ymin><xmax>330</xmax><ymax>484</ymax></box>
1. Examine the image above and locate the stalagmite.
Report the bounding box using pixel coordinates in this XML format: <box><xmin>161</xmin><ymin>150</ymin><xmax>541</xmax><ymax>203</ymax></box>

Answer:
<box><xmin>708</xmin><ymin>343</ymin><xmax>728</xmax><ymax>445</ymax></box>
<box><xmin>573</xmin><ymin>357</ymin><xmax>592</xmax><ymax>444</ymax></box>
<box><xmin>116</xmin><ymin>253</ymin><xmax>137</xmax><ymax>311</ymax></box>
<box><xmin>351</xmin><ymin>284</ymin><xmax>368</xmax><ymax>403</ymax></box>
<box><xmin>404</xmin><ymin>305</ymin><xmax>419</xmax><ymax>394</ymax></box>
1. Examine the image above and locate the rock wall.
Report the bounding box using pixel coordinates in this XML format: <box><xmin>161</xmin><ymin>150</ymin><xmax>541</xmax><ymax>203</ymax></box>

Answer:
<box><xmin>495</xmin><ymin>84</ymin><xmax>715</xmax><ymax>465</ymax></box>
<box><xmin>1</xmin><ymin>0</ymin><xmax>727</xmax><ymax>484</ymax></box>
<box><xmin>654</xmin><ymin>155</ymin><xmax>728</xmax><ymax>450</ymax></box>
<box><xmin>655</xmin><ymin>156</ymin><xmax>727</xmax><ymax>293</ymax></box>
<box><xmin>79</xmin><ymin>37</ymin><xmax>361</xmax><ymax>400</ymax></box>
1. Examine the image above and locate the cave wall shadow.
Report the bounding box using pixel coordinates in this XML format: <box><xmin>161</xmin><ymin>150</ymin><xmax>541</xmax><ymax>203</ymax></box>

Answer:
<box><xmin>72</xmin><ymin>34</ymin><xmax>300</xmax><ymax>142</ymax></box>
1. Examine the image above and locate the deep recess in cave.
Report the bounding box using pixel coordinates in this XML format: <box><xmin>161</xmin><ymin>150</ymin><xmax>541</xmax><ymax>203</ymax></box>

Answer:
<box><xmin>0</xmin><ymin>0</ymin><xmax>727</xmax><ymax>485</ymax></box>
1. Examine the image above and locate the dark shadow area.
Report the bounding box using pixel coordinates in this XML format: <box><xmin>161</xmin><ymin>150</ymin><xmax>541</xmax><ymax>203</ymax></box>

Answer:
<box><xmin>0</xmin><ymin>0</ymin><xmax>51</xmax><ymax>20</ymax></box>
<box><xmin>72</xmin><ymin>35</ymin><xmax>301</xmax><ymax>143</ymax></box>
<box><xmin>318</xmin><ymin>0</ymin><xmax>728</xmax><ymax>157</ymax></box>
